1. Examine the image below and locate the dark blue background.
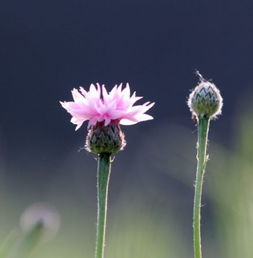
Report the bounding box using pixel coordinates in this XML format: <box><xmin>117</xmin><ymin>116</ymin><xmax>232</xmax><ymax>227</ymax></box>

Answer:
<box><xmin>0</xmin><ymin>0</ymin><xmax>252</xmax><ymax>176</ymax></box>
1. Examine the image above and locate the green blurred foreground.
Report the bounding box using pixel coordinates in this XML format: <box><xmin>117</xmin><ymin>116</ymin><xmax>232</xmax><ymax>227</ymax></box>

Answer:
<box><xmin>1</xmin><ymin>109</ymin><xmax>253</xmax><ymax>258</ymax></box>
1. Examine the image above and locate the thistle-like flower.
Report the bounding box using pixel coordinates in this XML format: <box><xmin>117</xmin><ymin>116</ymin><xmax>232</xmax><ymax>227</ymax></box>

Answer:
<box><xmin>60</xmin><ymin>83</ymin><xmax>154</xmax><ymax>258</ymax></box>
<box><xmin>60</xmin><ymin>83</ymin><xmax>154</xmax><ymax>154</ymax></box>
<box><xmin>188</xmin><ymin>72</ymin><xmax>223</xmax><ymax>119</ymax></box>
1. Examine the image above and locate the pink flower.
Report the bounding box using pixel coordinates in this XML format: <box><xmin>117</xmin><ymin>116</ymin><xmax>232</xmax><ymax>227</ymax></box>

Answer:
<box><xmin>60</xmin><ymin>83</ymin><xmax>155</xmax><ymax>130</ymax></box>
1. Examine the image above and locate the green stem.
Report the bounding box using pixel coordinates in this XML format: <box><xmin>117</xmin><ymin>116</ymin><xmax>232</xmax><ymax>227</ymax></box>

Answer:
<box><xmin>193</xmin><ymin>116</ymin><xmax>210</xmax><ymax>258</ymax></box>
<box><xmin>95</xmin><ymin>153</ymin><xmax>112</xmax><ymax>258</ymax></box>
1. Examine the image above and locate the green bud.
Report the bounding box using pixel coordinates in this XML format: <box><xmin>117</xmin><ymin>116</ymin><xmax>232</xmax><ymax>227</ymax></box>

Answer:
<box><xmin>85</xmin><ymin>121</ymin><xmax>126</xmax><ymax>154</ymax></box>
<box><xmin>188</xmin><ymin>74</ymin><xmax>223</xmax><ymax>119</ymax></box>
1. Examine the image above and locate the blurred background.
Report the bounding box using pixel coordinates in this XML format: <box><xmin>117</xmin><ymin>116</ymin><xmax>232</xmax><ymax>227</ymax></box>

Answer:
<box><xmin>1</xmin><ymin>0</ymin><xmax>253</xmax><ymax>257</ymax></box>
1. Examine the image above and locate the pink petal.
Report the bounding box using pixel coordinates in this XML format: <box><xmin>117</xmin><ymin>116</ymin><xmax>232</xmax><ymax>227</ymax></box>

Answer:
<box><xmin>119</xmin><ymin>119</ymin><xmax>139</xmax><ymax>125</ymax></box>
<box><xmin>104</xmin><ymin>117</ymin><xmax>111</xmax><ymax>126</ymax></box>
<box><xmin>135</xmin><ymin>113</ymin><xmax>154</xmax><ymax>122</ymax></box>
<box><xmin>79</xmin><ymin>87</ymin><xmax>87</xmax><ymax>96</ymax></box>
<box><xmin>122</xmin><ymin>83</ymin><xmax>130</xmax><ymax>99</ymax></box>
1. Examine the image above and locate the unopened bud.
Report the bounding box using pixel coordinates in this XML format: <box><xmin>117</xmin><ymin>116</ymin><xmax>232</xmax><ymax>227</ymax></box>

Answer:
<box><xmin>85</xmin><ymin>121</ymin><xmax>126</xmax><ymax>154</ymax></box>
<box><xmin>188</xmin><ymin>73</ymin><xmax>223</xmax><ymax>119</ymax></box>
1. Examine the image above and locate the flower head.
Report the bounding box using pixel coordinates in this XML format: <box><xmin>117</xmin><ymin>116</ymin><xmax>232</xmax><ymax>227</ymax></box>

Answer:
<box><xmin>60</xmin><ymin>83</ymin><xmax>155</xmax><ymax>130</ymax></box>
<box><xmin>188</xmin><ymin>71</ymin><xmax>223</xmax><ymax>119</ymax></box>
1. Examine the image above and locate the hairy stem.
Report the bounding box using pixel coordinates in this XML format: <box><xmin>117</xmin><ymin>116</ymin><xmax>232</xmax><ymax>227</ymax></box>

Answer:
<box><xmin>193</xmin><ymin>116</ymin><xmax>210</xmax><ymax>258</ymax></box>
<box><xmin>95</xmin><ymin>153</ymin><xmax>112</xmax><ymax>258</ymax></box>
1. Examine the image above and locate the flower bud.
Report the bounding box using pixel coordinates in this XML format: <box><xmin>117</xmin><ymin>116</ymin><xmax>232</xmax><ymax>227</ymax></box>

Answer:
<box><xmin>85</xmin><ymin>120</ymin><xmax>126</xmax><ymax>154</ymax></box>
<box><xmin>188</xmin><ymin>74</ymin><xmax>223</xmax><ymax>119</ymax></box>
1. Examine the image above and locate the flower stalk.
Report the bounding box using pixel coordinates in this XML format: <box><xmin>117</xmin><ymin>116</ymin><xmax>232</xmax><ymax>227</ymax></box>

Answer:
<box><xmin>188</xmin><ymin>72</ymin><xmax>223</xmax><ymax>258</ymax></box>
<box><xmin>193</xmin><ymin>115</ymin><xmax>210</xmax><ymax>258</ymax></box>
<box><xmin>95</xmin><ymin>153</ymin><xmax>112</xmax><ymax>258</ymax></box>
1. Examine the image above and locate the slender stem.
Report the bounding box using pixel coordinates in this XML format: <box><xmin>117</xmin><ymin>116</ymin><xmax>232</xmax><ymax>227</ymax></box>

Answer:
<box><xmin>193</xmin><ymin>116</ymin><xmax>210</xmax><ymax>258</ymax></box>
<box><xmin>95</xmin><ymin>153</ymin><xmax>112</xmax><ymax>258</ymax></box>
